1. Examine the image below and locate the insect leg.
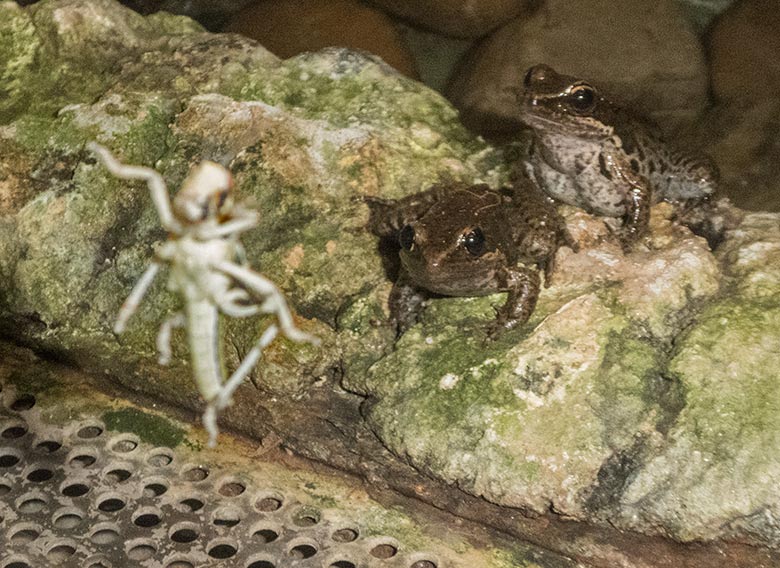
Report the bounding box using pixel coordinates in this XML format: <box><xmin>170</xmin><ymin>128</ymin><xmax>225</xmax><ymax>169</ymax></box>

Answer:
<box><xmin>215</xmin><ymin>323</ymin><xmax>279</xmax><ymax>412</ymax></box>
<box><xmin>195</xmin><ymin>214</ymin><xmax>259</xmax><ymax>240</ymax></box>
<box><xmin>213</xmin><ymin>261</ymin><xmax>320</xmax><ymax>345</ymax></box>
<box><xmin>217</xmin><ymin>288</ymin><xmax>261</xmax><ymax>318</ymax></box>
<box><xmin>156</xmin><ymin>311</ymin><xmax>185</xmax><ymax>365</ymax></box>
<box><xmin>88</xmin><ymin>142</ymin><xmax>182</xmax><ymax>234</ymax></box>
<box><xmin>114</xmin><ymin>261</ymin><xmax>162</xmax><ymax>334</ymax></box>
<box><xmin>203</xmin><ymin>323</ymin><xmax>279</xmax><ymax>446</ymax></box>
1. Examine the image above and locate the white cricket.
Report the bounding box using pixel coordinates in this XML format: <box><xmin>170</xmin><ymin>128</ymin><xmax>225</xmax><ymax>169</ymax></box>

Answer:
<box><xmin>89</xmin><ymin>143</ymin><xmax>319</xmax><ymax>447</ymax></box>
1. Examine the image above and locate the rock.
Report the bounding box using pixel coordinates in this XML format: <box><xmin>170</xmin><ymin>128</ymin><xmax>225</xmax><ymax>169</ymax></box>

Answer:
<box><xmin>364</xmin><ymin>0</ymin><xmax>532</xmax><ymax>39</ymax></box>
<box><xmin>447</xmin><ymin>0</ymin><xmax>709</xmax><ymax>136</ymax></box>
<box><xmin>222</xmin><ymin>0</ymin><xmax>419</xmax><ymax>79</ymax></box>
<box><xmin>709</xmin><ymin>0</ymin><xmax>780</xmax><ymax>106</ymax></box>
<box><xmin>617</xmin><ymin>213</ymin><xmax>780</xmax><ymax>541</ymax></box>
<box><xmin>691</xmin><ymin>99</ymin><xmax>780</xmax><ymax>212</ymax></box>
<box><xmin>677</xmin><ymin>0</ymin><xmax>736</xmax><ymax>32</ymax></box>
<box><xmin>396</xmin><ymin>23</ymin><xmax>473</xmax><ymax>93</ymax></box>
<box><xmin>2</xmin><ymin>1</ymin><xmax>780</xmax><ymax>564</ymax></box>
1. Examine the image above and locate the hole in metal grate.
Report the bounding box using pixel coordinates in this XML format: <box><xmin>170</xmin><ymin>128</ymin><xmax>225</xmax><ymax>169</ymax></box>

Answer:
<box><xmin>332</xmin><ymin>527</ymin><xmax>359</xmax><ymax>542</ymax></box>
<box><xmin>0</xmin><ymin>447</ymin><xmax>21</xmax><ymax>467</ymax></box>
<box><xmin>3</xmin><ymin>556</ymin><xmax>33</xmax><ymax>568</ymax></box>
<box><xmin>68</xmin><ymin>447</ymin><xmax>98</xmax><ymax>468</ymax></box>
<box><xmin>146</xmin><ymin>448</ymin><xmax>174</xmax><ymax>467</ymax></box>
<box><xmin>255</xmin><ymin>493</ymin><xmax>283</xmax><ymax>512</ymax></box>
<box><xmin>288</xmin><ymin>539</ymin><xmax>319</xmax><ymax>560</ymax></box>
<box><xmin>61</xmin><ymin>479</ymin><xmax>90</xmax><ymax>497</ymax></box>
<box><xmin>371</xmin><ymin>541</ymin><xmax>400</xmax><ymax>559</ymax></box>
<box><xmin>1</xmin><ymin>420</ymin><xmax>28</xmax><ymax>439</ymax></box>
<box><xmin>177</xmin><ymin>495</ymin><xmax>205</xmax><ymax>512</ymax></box>
<box><xmin>127</xmin><ymin>539</ymin><xmax>157</xmax><ymax>561</ymax></box>
<box><xmin>9</xmin><ymin>394</ymin><xmax>36</xmax><ymax>412</ymax></box>
<box><xmin>181</xmin><ymin>464</ymin><xmax>209</xmax><ymax>481</ymax></box>
<box><xmin>292</xmin><ymin>506</ymin><xmax>321</xmax><ymax>527</ymax></box>
<box><xmin>165</xmin><ymin>557</ymin><xmax>196</xmax><ymax>568</ymax></box>
<box><xmin>133</xmin><ymin>507</ymin><xmax>163</xmax><ymax>528</ymax></box>
<box><xmin>97</xmin><ymin>493</ymin><xmax>127</xmax><ymax>513</ymax></box>
<box><xmin>170</xmin><ymin>522</ymin><xmax>200</xmax><ymax>543</ymax></box>
<box><xmin>35</xmin><ymin>439</ymin><xmax>62</xmax><ymax>453</ymax></box>
<box><xmin>246</xmin><ymin>558</ymin><xmax>276</xmax><ymax>568</ymax></box>
<box><xmin>90</xmin><ymin>523</ymin><xmax>121</xmax><ymax>545</ymax></box>
<box><xmin>53</xmin><ymin>507</ymin><xmax>85</xmax><ymax>529</ymax></box>
<box><xmin>109</xmin><ymin>434</ymin><xmax>139</xmax><ymax>453</ymax></box>
<box><xmin>77</xmin><ymin>424</ymin><xmax>104</xmax><ymax>439</ymax></box>
<box><xmin>207</xmin><ymin>539</ymin><xmax>239</xmax><ymax>559</ymax></box>
<box><xmin>9</xmin><ymin>523</ymin><xmax>42</xmax><ymax>544</ymax></box>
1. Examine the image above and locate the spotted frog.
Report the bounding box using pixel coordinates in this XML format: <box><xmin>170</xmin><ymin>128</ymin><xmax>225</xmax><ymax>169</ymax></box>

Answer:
<box><xmin>366</xmin><ymin>179</ymin><xmax>575</xmax><ymax>337</ymax></box>
<box><xmin>518</xmin><ymin>64</ymin><xmax>718</xmax><ymax>247</ymax></box>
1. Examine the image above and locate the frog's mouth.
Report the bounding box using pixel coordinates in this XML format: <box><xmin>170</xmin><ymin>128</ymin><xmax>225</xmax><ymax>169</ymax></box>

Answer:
<box><xmin>518</xmin><ymin>101</ymin><xmax>603</xmax><ymax>139</ymax></box>
<box><xmin>399</xmin><ymin>250</ymin><xmax>504</xmax><ymax>297</ymax></box>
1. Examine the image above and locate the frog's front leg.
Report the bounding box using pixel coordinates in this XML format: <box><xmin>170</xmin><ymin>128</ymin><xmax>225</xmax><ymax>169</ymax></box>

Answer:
<box><xmin>603</xmin><ymin>151</ymin><xmax>652</xmax><ymax>250</ymax></box>
<box><xmin>488</xmin><ymin>266</ymin><xmax>541</xmax><ymax>339</ymax></box>
<box><xmin>389</xmin><ymin>270</ymin><xmax>429</xmax><ymax>336</ymax></box>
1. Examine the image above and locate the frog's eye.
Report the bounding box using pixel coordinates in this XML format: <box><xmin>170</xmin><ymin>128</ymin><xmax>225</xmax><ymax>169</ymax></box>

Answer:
<box><xmin>399</xmin><ymin>224</ymin><xmax>415</xmax><ymax>251</ymax></box>
<box><xmin>569</xmin><ymin>85</ymin><xmax>595</xmax><ymax>112</ymax></box>
<box><xmin>462</xmin><ymin>227</ymin><xmax>486</xmax><ymax>257</ymax></box>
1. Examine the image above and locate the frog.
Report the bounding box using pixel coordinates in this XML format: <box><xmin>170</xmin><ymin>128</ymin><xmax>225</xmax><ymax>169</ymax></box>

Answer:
<box><xmin>366</xmin><ymin>177</ymin><xmax>576</xmax><ymax>337</ymax></box>
<box><xmin>517</xmin><ymin>63</ymin><xmax>719</xmax><ymax>248</ymax></box>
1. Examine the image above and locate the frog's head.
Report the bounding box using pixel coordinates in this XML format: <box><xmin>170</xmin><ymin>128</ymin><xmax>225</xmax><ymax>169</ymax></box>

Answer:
<box><xmin>396</xmin><ymin>188</ymin><xmax>510</xmax><ymax>296</ymax></box>
<box><xmin>517</xmin><ymin>64</ymin><xmax>616</xmax><ymax>140</ymax></box>
<box><xmin>173</xmin><ymin>161</ymin><xmax>235</xmax><ymax>224</ymax></box>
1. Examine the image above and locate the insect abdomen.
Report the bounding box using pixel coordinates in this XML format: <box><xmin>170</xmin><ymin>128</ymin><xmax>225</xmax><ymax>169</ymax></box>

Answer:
<box><xmin>186</xmin><ymin>299</ymin><xmax>222</xmax><ymax>402</ymax></box>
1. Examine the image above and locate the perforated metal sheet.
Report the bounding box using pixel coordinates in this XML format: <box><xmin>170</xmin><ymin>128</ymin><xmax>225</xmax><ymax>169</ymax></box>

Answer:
<box><xmin>0</xmin><ymin>387</ymin><xmax>441</xmax><ymax>568</ymax></box>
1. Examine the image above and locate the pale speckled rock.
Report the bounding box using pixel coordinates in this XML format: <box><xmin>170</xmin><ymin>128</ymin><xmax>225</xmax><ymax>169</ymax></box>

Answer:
<box><xmin>605</xmin><ymin>215</ymin><xmax>780</xmax><ymax>543</ymax></box>
<box><xmin>352</xmin><ymin>205</ymin><xmax>720</xmax><ymax>518</ymax></box>
<box><xmin>2</xmin><ymin>0</ymin><xmax>780</xmax><ymax>556</ymax></box>
<box><xmin>447</xmin><ymin>0</ymin><xmax>709</xmax><ymax>136</ymax></box>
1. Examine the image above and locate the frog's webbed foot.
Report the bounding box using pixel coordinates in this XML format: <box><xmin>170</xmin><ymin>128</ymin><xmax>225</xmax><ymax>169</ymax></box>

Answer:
<box><xmin>389</xmin><ymin>271</ymin><xmax>429</xmax><ymax>338</ymax></box>
<box><xmin>486</xmin><ymin>268</ymin><xmax>541</xmax><ymax>340</ymax></box>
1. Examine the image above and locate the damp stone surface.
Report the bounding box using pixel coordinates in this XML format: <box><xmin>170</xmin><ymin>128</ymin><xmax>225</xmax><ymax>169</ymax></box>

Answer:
<box><xmin>1</xmin><ymin>1</ymin><xmax>780</xmax><ymax>566</ymax></box>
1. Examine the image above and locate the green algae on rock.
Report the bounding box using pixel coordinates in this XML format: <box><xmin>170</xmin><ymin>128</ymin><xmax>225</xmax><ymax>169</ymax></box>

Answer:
<box><xmin>1</xmin><ymin>0</ymin><xmax>780</xmax><ymax>559</ymax></box>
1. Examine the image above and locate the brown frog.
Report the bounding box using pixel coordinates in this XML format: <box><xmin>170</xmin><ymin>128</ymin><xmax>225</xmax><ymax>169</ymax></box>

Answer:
<box><xmin>366</xmin><ymin>179</ymin><xmax>575</xmax><ymax>337</ymax></box>
<box><xmin>517</xmin><ymin>64</ymin><xmax>718</xmax><ymax>247</ymax></box>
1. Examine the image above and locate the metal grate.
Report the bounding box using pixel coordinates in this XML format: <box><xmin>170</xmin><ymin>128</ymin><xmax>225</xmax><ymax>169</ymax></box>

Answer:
<box><xmin>0</xmin><ymin>387</ymin><xmax>441</xmax><ymax>568</ymax></box>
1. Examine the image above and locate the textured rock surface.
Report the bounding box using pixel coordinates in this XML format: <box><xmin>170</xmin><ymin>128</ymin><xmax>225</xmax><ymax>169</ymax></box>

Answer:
<box><xmin>222</xmin><ymin>0</ymin><xmax>419</xmax><ymax>79</ymax></box>
<box><xmin>678</xmin><ymin>0</ymin><xmax>736</xmax><ymax>31</ymax></box>
<box><xmin>2</xmin><ymin>1</ymin><xmax>780</xmax><ymax>565</ymax></box>
<box><xmin>447</xmin><ymin>0</ymin><xmax>709</xmax><ymax>136</ymax></box>
<box><xmin>364</xmin><ymin>0</ymin><xmax>532</xmax><ymax>39</ymax></box>
<box><xmin>708</xmin><ymin>0</ymin><xmax>780</xmax><ymax>106</ymax></box>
